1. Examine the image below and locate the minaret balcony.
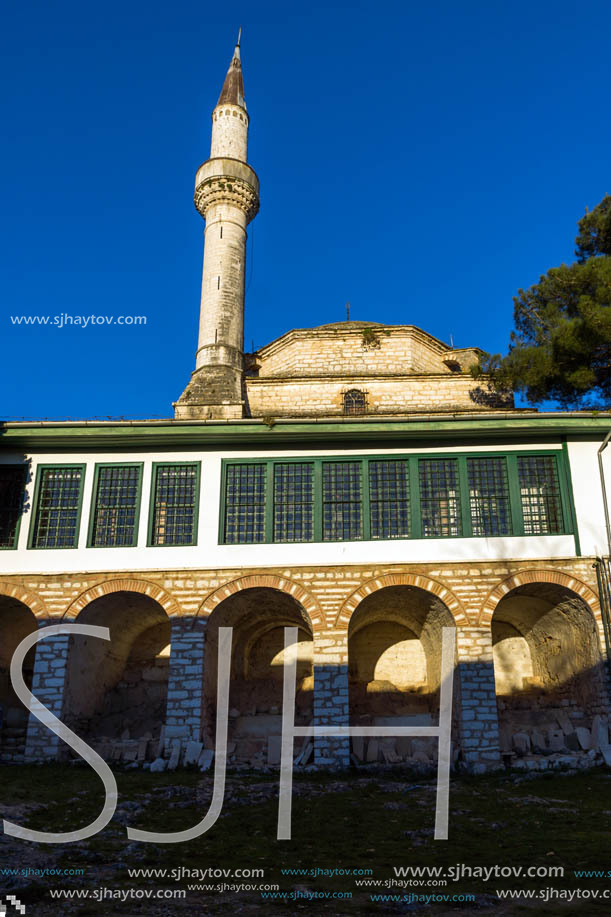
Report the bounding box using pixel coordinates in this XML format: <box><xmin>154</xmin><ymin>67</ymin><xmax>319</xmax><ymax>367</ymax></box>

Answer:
<box><xmin>194</xmin><ymin>158</ymin><xmax>259</xmax><ymax>222</ymax></box>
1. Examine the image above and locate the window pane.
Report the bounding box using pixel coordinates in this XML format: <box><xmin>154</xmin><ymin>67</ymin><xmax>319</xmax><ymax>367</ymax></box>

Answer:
<box><xmin>224</xmin><ymin>464</ymin><xmax>266</xmax><ymax>544</ymax></box>
<box><xmin>323</xmin><ymin>462</ymin><xmax>362</xmax><ymax>541</ymax></box>
<box><xmin>0</xmin><ymin>466</ymin><xmax>27</xmax><ymax>548</ymax></box>
<box><xmin>274</xmin><ymin>463</ymin><xmax>314</xmax><ymax>543</ymax></box>
<box><xmin>518</xmin><ymin>456</ymin><xmax>564</xmax><ymax>534</ymax></box>
<box><xmin>344</xmin><ymin>389</ymin><xmax>367</xmax><ymax>415</ymax></box>
<box><xmin>369</xmin><ymin>460</ymin><xmax>410</xmax><ymax>539</ymax></box>
<box><xmin>91</xmin><ymin>466</ymin><xmax>141</xmax><ymax>547</ymax></box>
<box><xmin>152</xmin><ymin>465</ymin><xmax>198</xmax><ymax>546</ymax></box>
<box><xmin>467</xmin><ymin>457</ymin><xmax>512</xmax><ymax>536</ymax></box>
<box><xmin>418</xmin><ymin>459</ymin><xmax>461</xmax><ymax>537</ymax></box>
<box><xmin>32</xmin><ymin>467</ymin><xmax>83</xmax><ymax>548</ymax></box>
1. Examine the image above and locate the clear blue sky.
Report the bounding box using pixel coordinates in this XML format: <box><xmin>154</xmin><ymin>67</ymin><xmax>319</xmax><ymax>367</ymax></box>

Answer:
<box><xmin>2</xmin><ymin>0</ymin><xmax>610</xmax><ymax>419</ymax></box>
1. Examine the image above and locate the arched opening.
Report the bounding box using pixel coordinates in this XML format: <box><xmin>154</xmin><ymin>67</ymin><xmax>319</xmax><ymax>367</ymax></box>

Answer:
<box><xmin>204</xmin><ymin>587</ymin><xmax>313</xmax><ymax>767</ymax></box>
<box><xmin>0</xmin><ymin>596</ymin><xmax>38</xmax><ymax>761</ymax></box>
<box><xmin>64</xmin><ymin>591</ymin><xmax>170</xmax><ymax>760</ymax></box>
<box><xmin>348</xmin><ymin>585</ymin><xmax>458</xmax><ymax>765</ymax></box>
<box><xmin>491</xmin><ymin>583</ymin><xmax>606</xmax><ymax>757</ymax></box>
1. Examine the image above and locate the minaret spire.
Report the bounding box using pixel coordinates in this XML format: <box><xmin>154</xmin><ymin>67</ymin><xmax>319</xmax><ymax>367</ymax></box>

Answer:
<box><xmin>217</xmin><ymin>35</ymin><xmax>246</xmax><ymax>110</ymax></box>
<box><xmin>175</xmin><ymin>36</ymin><xmax>260</xmax><ymax>420</ymax></box>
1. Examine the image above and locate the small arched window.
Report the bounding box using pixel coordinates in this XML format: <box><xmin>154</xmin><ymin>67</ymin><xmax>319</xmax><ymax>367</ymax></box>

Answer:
<box><xmin>343</xmin><ymin>389</ymin><xmax>367</xmax><ymax>415</ymax></box>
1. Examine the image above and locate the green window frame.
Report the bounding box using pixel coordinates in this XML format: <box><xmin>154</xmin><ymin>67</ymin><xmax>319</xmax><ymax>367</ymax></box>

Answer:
<box><xmin>28</xmin><ymin>464</ymin><xmax>85</xmax><ymax>549</ymax></box>
<box><xmin>88</xmin><ymin>463</ymin><xmax>143</xmax><ymax>548</ymax></box>
<box><xmin>516</xmin><ymin>454</ymin><xmax>565</xmax><ymax>535</ymax></box>
<box><xmin>223</xmin><ymin>463</ymin><xmax>267</xmax><ymax>544</ymax></box>
<box><xmin>369</xmin><ymin>459</ymin><xmax>410</xmax><ymax>539</ymax></box>
<box><xmin>148</xmin><ymin>462</ymin><xmax>200</xmax><ymax>546</ymax></box>
<box><xmin>220</xmin><ymin>450</ymin><xmax>575</xmax><ymax>546</ymax></box>
<box><xmin>467</xmin><ymin>456</ymin><xmax>512</xmax><ymax>537</ymax></box>
<box><xmin>273</xmin><ymin>462</ymin><xmax>315</xmax><ymax>543</ymax></box>
<box><xmin>0</xmin><ymin>465</ymin><xmax>28</xmax><ymax>549</ymax></box>
<box><xmin>418</xmin><ymin>458</ymin><xmax>462</xmax><ymax>537</ymax></box>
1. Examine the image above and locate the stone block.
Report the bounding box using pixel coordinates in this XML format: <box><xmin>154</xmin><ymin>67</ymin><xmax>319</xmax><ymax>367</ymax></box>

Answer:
<box><xmin>512</xmin><ymin>732</ymin><xmax>531</xmax><ymax>756</ymax></box>
<box><xmin>547</xmin><ymin>729</ymin><xmax>566</xmax><ymax>752</ymax></box>
<box><xmin>592</xmin><ymin>716</ymin><xmax>609</xmax><ymax>749</ymax></box>
<box><xmin>575</xmin><ymin>727</ymin><xmax>591</xmax><ymax>750</ymax></box>
<box><xmin>267</xmin><ymin>735</ymin><xmax>282</xmax><ymax>765</ymax></box>
<box><xmin>184</xmin><ymin>741</ymin><xmax>204</xmax><ymax>765</ymax></box>
<box><xmin>366</xmin><ymin>739</ymin><xmax>379</xmax><ymax>762</ymax></box>
<box><xmin>530</xmin><ymin>730</ymin><xmax>547</xmax><ymax>754</ymax></box>
<box><xmin>167</xmin><ymin>740</ymin><xmax>182</xmax><ymax>771</ymax></box>
<box><xmin>198</xmin><ymin>749</ymin><xmax>214</xmax><ymax>771</ymax></box>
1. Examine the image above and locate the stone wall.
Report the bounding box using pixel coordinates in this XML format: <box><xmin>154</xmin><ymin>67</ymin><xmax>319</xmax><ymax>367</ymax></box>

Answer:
<box><xmin>1</xmin><ymin>557</ymin><xmax>607</xmax><ymax>771</ymax></box>
<box><xmin>255</xmin><ymin>325</ymin><xmax>480</xmax><ymax>379</ymax></box>
<box><xmin>245</xmin><ymin>374</ymin><xmax>509</xmax><ymax>417</ymax></box>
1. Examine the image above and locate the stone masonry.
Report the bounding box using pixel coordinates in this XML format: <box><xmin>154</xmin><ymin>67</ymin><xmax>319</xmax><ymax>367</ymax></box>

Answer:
<box><xmin>2</xmin><ymin>556</ymin><xmax>607</xmax><ymax>771</ymax></box>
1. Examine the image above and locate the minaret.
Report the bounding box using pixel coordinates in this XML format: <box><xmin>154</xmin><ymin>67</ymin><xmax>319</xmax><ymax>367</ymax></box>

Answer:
<box><xmin>175</xmin><ymin>34</ymin><xmax>259</xmax><ymax>419</ymax></box>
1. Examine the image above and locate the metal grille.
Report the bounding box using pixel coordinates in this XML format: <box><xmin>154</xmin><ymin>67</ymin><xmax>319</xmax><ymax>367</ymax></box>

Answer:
<box><xmin>151</xmin><ymin>465</ymin><xmax>197</xmax><ymax>546</ymax></box>
<box><xmin>0</xmin><ymin>466</ymin><xmax>26</xmax><ymax>548</ymax></box>
<box><xmin>467</xmin><ymin>457</ymin><xmax>512</xmax><ymax>536</ymax></box>
<box><xmin>322</xmin><ymin>462</ymin><xmax>362</xmax><ymax>541</ymax></box>
<box><xmin>418</xmin><ymin>459</ymin><xmax>461</xmax><ymax>537</ymax></box>
<box><xmin>369</xmin><ymin>460</ymin><xmax>410</xmax><ymax>539</ymax></box>
<box><xmin>343</xmin><ymin>389</ymin><xmax>367</xmax><ymax>415</ymax></box>
<box><xmin>32</xmin><ymin>467</ymin><xmax>83</xmax><ymax>548</ymax></box>
<box><xmin>224</xmin><ymin>464</ymin><xmax>266</xmax><ymax>543</ymax></box>
<box><xmin>91</xmin><ymin>466</ymin><xmax>141</xmax><ymax>547</ymax></box>
<box><xmin>274</xmin><ymin>463</ymin><xmax>314</xmax><ymax>542</ymax></box>
<box><xmin>517</xmin><ymin>455</ymin><xmax>564</xmax><ymax>534</ymax></box>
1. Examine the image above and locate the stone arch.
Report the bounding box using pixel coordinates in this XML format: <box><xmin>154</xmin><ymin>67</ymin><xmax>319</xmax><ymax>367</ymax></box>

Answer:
<box><xmin>479</xmin><ymin>570</ymin><xmax>601</xmax><ymax>628</ymax></box>
<box><xmin>197</xmin><ymin>574</ymin><xmax>324</xmax><ymax>632</ymax></box>
<box><xmin>488</xmin><ymin>574</ymin><xmax>607</xmax><ymax>751</ymax></box>
<box><xmin>202</xmin><ymin>581</ymin><xmax>316</xmax><ymax>764</ymax></box>
<box><xmin>0</xmin><ymin>583</ymin><xmax>47</xmax><ymax>619</ymax></box>
<box><xmin>64</xmin><ymin>589</ymin><xmax>172</xmax><ymax>752</ymax></box>
<box><xmin>62</xmin><ymin>578</ymin><xmax>182</xmax><ymax>621</ymax></box>
<box><xmin>336</xmin><ymin>573</ymin><xmax>468</xmax><ymax>629</ymax></box>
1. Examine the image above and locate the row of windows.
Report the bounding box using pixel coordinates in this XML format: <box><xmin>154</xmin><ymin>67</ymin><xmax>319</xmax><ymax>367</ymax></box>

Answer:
<box><xmin>221</xmin><ymin>452</ymin><xmax>571</xmax><ymax>544</ymax></box>
<box><xmin>0</xmin><ymin>452</ymin><xmax>573</xmax><ymax>550</ymax></box>
<box><xmin>0</xmin><ymin>463</ymin><xmax>199</xmax><ymax>550</ymax></box>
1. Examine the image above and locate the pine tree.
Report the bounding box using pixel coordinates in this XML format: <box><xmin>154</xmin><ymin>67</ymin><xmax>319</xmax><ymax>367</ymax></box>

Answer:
<box><xmin>474</xmin><ymin>195</ymin><xmax>611</xmax><ymax>408</ymax></box>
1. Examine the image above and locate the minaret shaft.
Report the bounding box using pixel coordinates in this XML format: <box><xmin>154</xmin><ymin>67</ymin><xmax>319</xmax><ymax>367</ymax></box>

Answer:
<box><xmin>175</xmin><ymin>39</ymin><xmax>259</xmax><ymax>420</ymax></box>
<box><xmin>196</xmin><ymin>201</ymin><xmax>247</xmax><ymax>370</ymax></box>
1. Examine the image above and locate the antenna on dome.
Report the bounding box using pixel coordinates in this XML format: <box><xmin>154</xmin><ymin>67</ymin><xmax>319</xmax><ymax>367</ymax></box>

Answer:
<box><xmin>346</xmin><ymin>301</ymin><xmax>350</xmax><ymax>322</ymax></box>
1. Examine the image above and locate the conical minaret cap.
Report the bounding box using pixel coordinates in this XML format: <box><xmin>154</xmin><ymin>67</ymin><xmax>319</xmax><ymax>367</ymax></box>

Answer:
<box><xmin>217</xmin><ymin>35</ymin><xmax>246</xmax><ymax>110</ymax></box>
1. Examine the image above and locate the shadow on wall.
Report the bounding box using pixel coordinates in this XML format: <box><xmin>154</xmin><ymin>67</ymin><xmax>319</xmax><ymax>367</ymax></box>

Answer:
<box><xmin>491</xmin><ymin>581</ymin><xmax>609</xmax><ymax>758</ymax></box>
<box><xmin>347</xmin><ymin>585</ymin><xmax>461</xmax><ymax>766</ymax></box>
<box><xmin>203</xmin><ymin>587</ymin><xmax>313</xmax><ymax>767</ymax></box>
<box><xmin>0</xmin><ymin>595</ymin><xmax>38</xmax><ymax>762</ymax></box>
<box><xmin>63</xmin><ymin>591</ymin><xmax>171</xmax><ymax>759</ymax></box>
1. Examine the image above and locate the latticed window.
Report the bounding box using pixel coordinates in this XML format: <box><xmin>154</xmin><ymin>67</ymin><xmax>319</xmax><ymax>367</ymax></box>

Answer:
<box><xmin>418</xmin><ymin>459</ymin><xmax>461</xmax><ymax>537</ymax></box>
<box><xmin>369</xmin><ymin>460</ymin><xmax>410</xmax><ymax>539</ymax></box>
<box><xmin>90</xmin><ymin>465</ymin><xmax>142</xmax><ymax>547</ymax></box>
<box><xmin>151</xmin><ymin>464</ymin><xmax>199</xmax><ymax>546</ymax></box>
<box><xmin>224</xmin><ymin>463</ymin><xmax>266</xmax><ymax>544</ymax></box>
<box><xmin>343</xmin><ymin>389</ymin><xmax>367</xmax><ymax>415</ymax></box>
<box><xmin>31</xmin><ymin>466</ymin><xmax>83</xmax><ymax>548</ymax></box>
<box><xmin>274</xmin><ymin>463</ymin><xmax>314</xmax><ymax>542</ymax></box>
<box><xmin>517</xmin><ymin>455</ymin><xmax>564</xmax><ymax>534</ymax></box>
<box><xmin>220</xmin><ymin>451</ymin><xmax>572</xmax><ymax>545</ymax></box>
<box><xmin>468</xmin><ymin>457</ymin><xmax>512</xmax><ymax>536</ymax></box>
<box><xmin>323</xmin><ymin>462</ymin><xmax>362</xmax><ymax>541</ymax></box>
<box><xmin>0</xmin><ymin>465</ymin><xmax>27</xmax><ymax>548</ymax></box>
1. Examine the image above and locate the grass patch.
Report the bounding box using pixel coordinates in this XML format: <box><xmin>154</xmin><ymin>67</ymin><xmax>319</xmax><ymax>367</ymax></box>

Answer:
<box><xmin>2</xmin><ymin>765</ymin><xmax>611</xmax><ymax>914</ymax></box>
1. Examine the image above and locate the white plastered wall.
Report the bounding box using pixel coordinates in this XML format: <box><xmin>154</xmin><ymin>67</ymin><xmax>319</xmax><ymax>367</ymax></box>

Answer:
<box><xmin>0</xmin><ymin>440</ymin><xmax>594</xmax><ymax>575</ymax></box>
